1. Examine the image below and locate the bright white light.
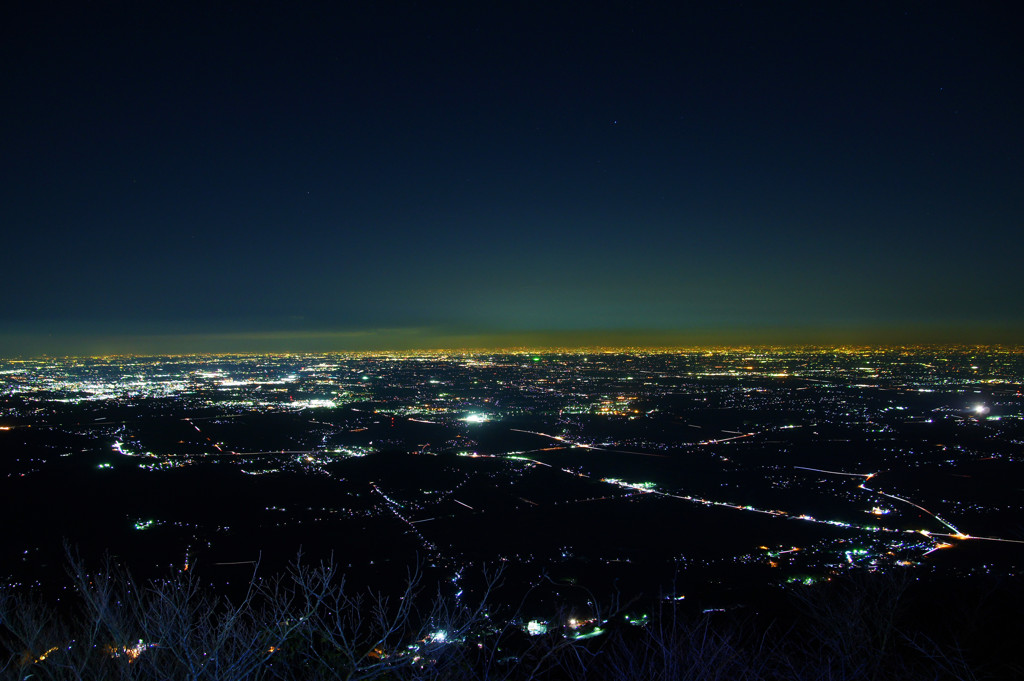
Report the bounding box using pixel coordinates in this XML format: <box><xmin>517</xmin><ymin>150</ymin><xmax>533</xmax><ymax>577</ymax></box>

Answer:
<box><xmin>974</xmin><ymin>405</ymin><xmax>989</xmax><ymax>415</ymax></box>
<box><xmin>462</xmin><ymin>414</ymin><xmax>489</xmax><ymax>423</ymax></box>
<box><xmin>526</xmin><ymin>620</ymin><xmax>548</xmax><ymax>636</ymax></box>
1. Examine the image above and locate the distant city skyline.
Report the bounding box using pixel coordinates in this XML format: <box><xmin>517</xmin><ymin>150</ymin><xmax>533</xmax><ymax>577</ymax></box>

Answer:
<box><xmin>2</xmin><ymin>322</ymin><xmax>1023</xmax><ymax>358</ymax></box>
<box><xmin>3</xmin><ymin>3</ymin><xmax>1022</xmax><ymax>356</ymax></box>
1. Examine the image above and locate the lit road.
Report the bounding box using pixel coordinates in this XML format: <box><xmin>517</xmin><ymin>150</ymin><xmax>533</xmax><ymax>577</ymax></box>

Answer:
<box><xmin>509</xmin><ymin>428</ymin><xmax>669</xmax><ymax>458</ymax></box>
<box><xmin>792</xmin><ymin>466</ymin><xmax>1024</xmax><ymax>548</ymax></box>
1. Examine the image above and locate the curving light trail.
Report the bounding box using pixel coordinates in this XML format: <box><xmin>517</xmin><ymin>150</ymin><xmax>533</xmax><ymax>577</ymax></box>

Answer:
<box><xmin>790</xmin><ymin>466</ymin><xmax>1024</xmax><ymax>546</ymax></box>
<box><xmin>859</xmin><ymin>485</ymin><xmax>965</xmax><ymax>536</ymax></box>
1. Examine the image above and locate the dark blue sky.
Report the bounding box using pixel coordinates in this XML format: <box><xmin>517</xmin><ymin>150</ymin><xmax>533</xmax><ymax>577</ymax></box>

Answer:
<box><xmin>3</xmin><ymin>2</ymin><xmax>1022</xmax><ymax>354</ymax></box>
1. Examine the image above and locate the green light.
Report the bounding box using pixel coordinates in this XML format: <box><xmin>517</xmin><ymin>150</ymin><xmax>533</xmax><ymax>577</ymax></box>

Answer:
<box><xmin>572</xmin><ymin>626</ymin><xmax>605</xmax><ymax>640</ymax></box>
<box><xmin>786</xmin><ymin>575</ymin><xmax>821</xmax><ymax>586</ymax></box>
<box><xmin>625</xmin><ymin>613</ymin><xmax>649</xmax><ymax>626</ymax></box>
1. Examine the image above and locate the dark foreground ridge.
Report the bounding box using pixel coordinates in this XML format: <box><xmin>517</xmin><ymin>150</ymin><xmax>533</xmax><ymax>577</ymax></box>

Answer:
<box><xmin>2</xmin><ymin>554</ymin><xmax>1021</xmax><ymax>680</ymax></box>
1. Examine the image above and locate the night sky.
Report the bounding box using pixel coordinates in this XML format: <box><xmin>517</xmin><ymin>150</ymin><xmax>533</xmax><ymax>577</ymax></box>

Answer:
<box><xmin>3</xmin><ymin>2</ymin><xmax>1022</xmax><ymax>355</ymax></box>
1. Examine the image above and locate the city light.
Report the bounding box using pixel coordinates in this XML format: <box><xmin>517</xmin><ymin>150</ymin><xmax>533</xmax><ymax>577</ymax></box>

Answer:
<box><xmin>2</xmin><ymin>345</ymin><xmax>1022</xmax><ymax>636</ymax></box>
